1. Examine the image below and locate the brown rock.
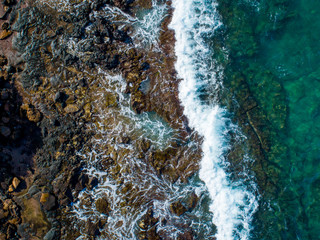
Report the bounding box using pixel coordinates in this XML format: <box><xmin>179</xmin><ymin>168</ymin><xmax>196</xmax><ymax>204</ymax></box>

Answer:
<box><xmin>0</xmin><ymin>30</ymin><xmax>12</xmax><ymax>40</ymax></box>
<box><xmin>0</xmin><ymin>209</ymin><xmax>8</xmax><ymax>219</ymax></box>
<box><xmin>170</xmin><ymin>201</ymin><xmax>187</xmax><ymax>216</ymax></box>
<box><xmin>40</xmin><ymin>193</ymin><xmax>50</xmax><ymax>203</ymax></box>
<box><xmin>186</xmin><ymin>192</ymin><xmax>198</xmax><ymax>211</ymax></box>
<box><xmin>86</xmin><ymin>220</ymin><xmax>100</xmax><ymax>236</ymax></box>
<box><xmin>8</xmin><ymin>185</ymin><xmax>14</xmax><ymax>192</ymax></box>
<box><xmin>26</xmin><ymin>106</ymin><xmax>42</xmax><ymax>122</ymax></box>
<box><xmin>12</xmin><ymin>177</ymin><xmax>20</xmax><ymax>189</ymax></box>
<box><xmin>95</xmin><ymin>197</ymin><xmax>110</xmax><ymax>215</ymax></box>
<box><xmin>64</xmin><ymin>104</ymin><xmax>80</xmax><ymax>113</ymax></box>
<box><xmin>42</xmin><ymin>194</ymin><xmax>56</xmax><ymax>211</ymax></box>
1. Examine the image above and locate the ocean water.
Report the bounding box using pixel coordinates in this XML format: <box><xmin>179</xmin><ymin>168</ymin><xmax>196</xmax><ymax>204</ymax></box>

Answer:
<box><xmin>210</xmin><ymin>0</ymin><xmax>320</xmax><ymax>239</ymax></box>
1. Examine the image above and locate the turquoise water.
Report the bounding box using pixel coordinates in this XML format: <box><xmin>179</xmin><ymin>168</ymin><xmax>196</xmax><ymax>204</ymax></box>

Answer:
<box><xmin>212</xmin><ymin>0</ymin><xmax>320</xmax><ymax>239</ymax></box>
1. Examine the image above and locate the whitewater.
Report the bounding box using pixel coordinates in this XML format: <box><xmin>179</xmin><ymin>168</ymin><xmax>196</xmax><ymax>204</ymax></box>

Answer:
<box><xmin>170</xmin><ymin>0</ymin><xmax>258</xmax><ymax>239</ymax></box>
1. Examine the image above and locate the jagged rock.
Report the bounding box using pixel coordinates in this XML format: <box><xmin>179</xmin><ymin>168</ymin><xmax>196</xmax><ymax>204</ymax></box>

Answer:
<box><xmin>0</xmin><ymin>30</ymin><xmax>12</xmax><ymax>40</ymax></box>
<box><xmin>25</xmin><ymin>105</ymin><xmax>42</xmax><ymax>123</ymax></box>
<box><xmin>86</xmin><ymin>220</ymin><xmax>100</xmax><ymax>236</ymax></box>
<box><xmin>95</xmin><ymin>197</ymin><xmax>110</xmax><ymax>215</ymax></box>
<box><xmin>186</xmin><ymin>192</ymin><xmax>198</xmax><ymax>211</ymax></box>
<box><xmin>86</xmin><ymin>177</ymin><xmax>98</xmax><ymax>190</ymax></box>
<box><xmin>12</xmin><ymin>177</ymin><xmax>20</xmax><ymax>189</ymax></box>
<box><xmin>170</xmin><ymin>201</ymin><xmax>187</xmax><ymax>216</ymax></box>
<box><xmin>40</xmin><ymin>193</ymin><xmax>56</xmax><ymax>211</ymax></box>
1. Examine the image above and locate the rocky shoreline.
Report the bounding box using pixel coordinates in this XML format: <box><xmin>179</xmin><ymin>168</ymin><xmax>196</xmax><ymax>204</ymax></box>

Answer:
<box><xmin>0</xmin><ymin>0</ymin><xmax>208</xmax><ymax>239</ymax></box>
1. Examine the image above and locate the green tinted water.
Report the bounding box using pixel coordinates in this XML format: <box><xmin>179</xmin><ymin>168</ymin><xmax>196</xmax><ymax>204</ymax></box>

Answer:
<box><xmin>214</xmin><ymin>0</ymin><xmax>320</xmax><ymax>239</ymax></box>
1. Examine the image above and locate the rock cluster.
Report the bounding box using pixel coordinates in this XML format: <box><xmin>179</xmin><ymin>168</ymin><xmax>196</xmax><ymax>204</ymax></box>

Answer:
<box><xmin>0</xmin><ymin>0</ymin><xmax>209</xmax><ymax>239</ymax></box>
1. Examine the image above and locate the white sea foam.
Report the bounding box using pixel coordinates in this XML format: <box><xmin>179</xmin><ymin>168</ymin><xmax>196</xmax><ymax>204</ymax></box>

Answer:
<box><xmin>170</xmin><ymin>0</ymin><xmax>258</xmax><ymax>239</ymax></box>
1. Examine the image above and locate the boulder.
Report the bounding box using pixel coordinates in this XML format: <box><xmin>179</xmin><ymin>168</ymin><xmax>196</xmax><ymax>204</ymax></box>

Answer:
<box><xmin>95</xmin><ymin>197</ymin><xmax>110</xmax><ymax>215</ymax></box>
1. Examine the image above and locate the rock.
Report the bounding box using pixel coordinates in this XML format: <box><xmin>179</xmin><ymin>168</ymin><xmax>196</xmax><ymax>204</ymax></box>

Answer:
<box><xmin>12</xmin><ymin>177</ymin><xmax>20</xmax><ymax>189</ymax></box>
<box><xmin>8</xmin><ymin>185</ymin><xmax>14</xmax><ymax>192</ymax></box>
<box><xmin>86</xmin><ymin>177</ymin><xmax>98</xmax><ymax>190</ymax></box>
<box><xmin>40</xmin><ymin>193</ymin><xmax>56</xmax><ymax>211</ymax></box>
<box><xmin>1</xmin><ymin>89</ymin><xmax>9</xmax><ymax>100</ymax></box>
<box><xmin>40</xmin><ymin>193</ymin><xmax>50</xmax><ymax>203</ymax></box>
<box><xmin>177</xmin><ymin>230</ymin><xmax>194</xmax><ymax>240</ymax></box>
<box><xmin>43</xmin><ymin>228</ymin><xmax>58</xmax><ymax>240</ymax></box>
<box><xmin>138</xmin><ymin>219</ymin><xmax>147</xmax><ymax>230</ymax></box>
<box><xmin>0</xmin><ymin>126</ymin><xmax>11</xmax><ymax>137</ymax></box>
<box><xmin>86</xmin><ymin>220</ymin><xmax>100</xmax><ymax>236</ymax></box>
<box><xmin>54</xmin><ymin>91</ymin><xmax>68</xmax><ymax>103</ymax></box>
<box><xmin>0</xmin><ymin>55</ymin><xmax>7</xmax><ymax>66</ymax></box>
<box><xmin>0</xmin><ymin>30</ymin><xmax>13</xmax><ymax>40</ymax></box>
<box><xmin>105</xmin><ymin>92</ymin><xmax>118</xmax><ymax>107</ymax></box>
<box><xmin>95</xmin><ymin>197</ymin><xmax>110</xmax><ymax>215</ymax></box>
<box><xmin>186</xmin><ymin>192</ymin><xmax>198</xmax><ymax>211</ymax></box>
<box><xmin>1</xmin><ymin>22</ymin><xmax>9</xmax><ymax>30</ymax></box>
<box><xmin>64</xmin><ymin>104</ymin><xmax>80</xmax><ymax>113</ymax></box>
<box><xmin>170</xmin><ymin>201</ymin><xmax>187</xmax><ymax>216</ymax></box>
<box><xmin>26</xmin><ymin>106</ymin><xmax>42</xmax><ymax>122</ymax></box>
<box><xmin>0</xmin><ymin>209</ymin><xmax>8</xmax><ymax>219</ymax></box>
<box><xmin>27</xmin><ymin>185</ymin><xmax>40</xmax><ymax>196</ymax></box>
<box><xmin>3</xmin><ymin>0</ymin><xmax>16</xmax><ymax>6</ymax></box>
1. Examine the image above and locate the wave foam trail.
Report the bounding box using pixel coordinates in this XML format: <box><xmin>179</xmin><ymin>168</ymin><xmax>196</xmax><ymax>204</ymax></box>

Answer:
<box><xmin>170</xmin><ymin>0</ymin><xmax>258</xmax><ymax>239</ymax></box>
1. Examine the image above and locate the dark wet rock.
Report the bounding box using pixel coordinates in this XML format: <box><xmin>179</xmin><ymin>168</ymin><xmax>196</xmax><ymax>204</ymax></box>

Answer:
<box><xmin>54</xmin><ymin>91</ymin><xmax>68</xmax><ymax>103</ymax></box>
<box><xmin>104</xmin><ymin>54</ymin><xmax>120</xmax><ymax>69</ymax></box>
<box><xmin>87</xmin><ymin>176</ymin><xmax>98</xmax><ymax>190</ymax></box>
<box><xmin>1</xmin><ymin>89</ymin><xmax>9</xmax><ymax>100</ymax></box>
<box><xmin>186</xmin><ymin>192</ymin><xmax>198</xmax><ymax>211</ymax></box>
<box><xmin>40</xmin><ymin>193</ymin><xmax>56</xmax><ymax>211</ymax></box>
<box><xmin>177</xmin><ymin>230</ymin><xmax>194</xmax><ymax>240</ymax></box>
<box><xmin>95</xmin><ymin>197</ymin><xmax>110</xmax><ymax>215</ymax></box>
<box><xmin>86</xmin><ymin>220</ymin><xmax>100</xmax><ymax>236</ymax></box>
<box><xmin>0</xmin><ymin>55</ymin><xmax>7</xmax><ymax>66</ymax></box>
<box><xmin>0</xmin><ymin>126</ymin><xmax>11</xmax><ymax>137</ymax></box>
<box><xmin>170</xmin><ymin>201</ymin><xmax>187</xmax><ymax>216</ymax></box>
<box><xmin>1</xmin><ymin>22</ymin><xmax>9</xmax><ymax>30</ymax></box>
<box><xmin>3</xmin><ymin>0</ymin><xmax>16</xmax><ymax>6</ymax></box>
